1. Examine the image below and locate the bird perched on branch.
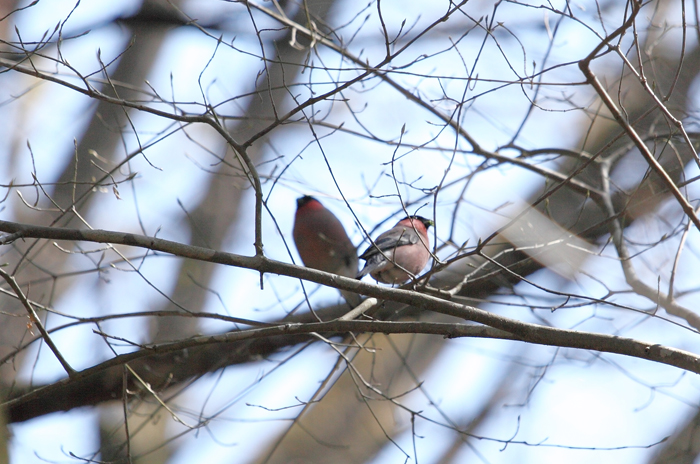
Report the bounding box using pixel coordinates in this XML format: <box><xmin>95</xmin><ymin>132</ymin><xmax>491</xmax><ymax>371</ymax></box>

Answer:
<box><xmin>358</xmin><ymin>216</ymin><xmax>433</xmax><ymax>284</ymax></box>
<box><xmin>293</xmin><ymin>195</ymin><xmax>361</xmax><ymax>306</ymax></box>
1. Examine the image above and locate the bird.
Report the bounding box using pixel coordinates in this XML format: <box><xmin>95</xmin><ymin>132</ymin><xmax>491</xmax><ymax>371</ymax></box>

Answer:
<box><xmin>293</xmin><ymin>195</ymin><xmax>361</xmax><ymax>306</ymax></box>
<box><xmin>358</xmin><ymin>215</ymin><xmax>433</xmax><ymax>284</ymax></box>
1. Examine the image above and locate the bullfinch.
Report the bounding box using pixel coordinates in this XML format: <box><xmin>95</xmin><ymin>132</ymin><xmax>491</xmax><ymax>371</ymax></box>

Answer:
<box><xmin>293</xmin><ymin>195</ymin><xmax>361</xmax><ymax>306</ymax></box>
<box><xmin>357</xmin><ymin>216</ymin><xmax>433</xmax><ymax>284</ymax></box>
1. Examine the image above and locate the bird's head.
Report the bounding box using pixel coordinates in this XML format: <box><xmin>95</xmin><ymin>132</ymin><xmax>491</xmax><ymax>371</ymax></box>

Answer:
<box><xmin>296</xmin><ymin>195</ymin><xmax>321</xmax><ymax>211</ymax></box>
<box><xmin>398</xmin><ymin>215</ymin><xmax>434</xmax><ymax>231</ymax></box>
<box><xmin>410</xmin><ymin>215</ymin><xmax>433</xmax><ymax>228</ymax></box>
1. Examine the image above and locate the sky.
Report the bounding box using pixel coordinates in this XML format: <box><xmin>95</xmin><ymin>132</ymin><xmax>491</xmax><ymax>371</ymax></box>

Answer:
<box><xmin>3</xmin><ymin>0</ymin><xmax>700</xmax><ymax>463</ymax></box>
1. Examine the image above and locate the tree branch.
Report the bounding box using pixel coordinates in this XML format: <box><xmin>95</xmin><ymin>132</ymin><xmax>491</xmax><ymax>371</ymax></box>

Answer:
<box><xmin>1</xmin><ymin>219</ymin><xmax>699</xmax><ymax>423</ymax></box>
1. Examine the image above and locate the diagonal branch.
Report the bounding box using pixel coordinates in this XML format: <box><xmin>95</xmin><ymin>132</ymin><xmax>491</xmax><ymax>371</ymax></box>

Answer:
<box><xmin>0</xmin><ymin>269</ymin><xmax>76</xmax><ymax>376</ymax></box>
<box><xmin>578</xmin><ymin>0</ymin><xmax>700</xmax><ymax>232</ymax></box>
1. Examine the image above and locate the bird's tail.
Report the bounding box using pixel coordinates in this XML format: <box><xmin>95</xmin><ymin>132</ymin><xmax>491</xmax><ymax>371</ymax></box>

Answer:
<box><xmin>356</xmin><ymin>266</ymin><xmax>371</xmax><ymax>279</ymax></box>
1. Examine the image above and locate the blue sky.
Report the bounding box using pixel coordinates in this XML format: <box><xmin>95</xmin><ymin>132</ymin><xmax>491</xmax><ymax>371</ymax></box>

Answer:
<box><xmin>4</xmin><ymin>0</ymin><xmax>700</xmax><ymax>463</ymax></box>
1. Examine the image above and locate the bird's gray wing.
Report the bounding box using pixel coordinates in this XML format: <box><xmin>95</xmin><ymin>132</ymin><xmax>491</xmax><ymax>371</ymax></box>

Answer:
<box><xmin>359</xmin><ymin>229</ymin><xmax>419</xmax><ymax>260</ymax></box>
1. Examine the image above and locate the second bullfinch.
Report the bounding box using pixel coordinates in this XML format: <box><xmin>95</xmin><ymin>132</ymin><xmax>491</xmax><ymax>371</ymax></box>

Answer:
<box><xmin>293</xmin><ymin>195</ymin><xmax>361</xmax><ymax>306</ymax></box>
<box><xmin>358</xmin><ymin>216</ymin><xmax>433</xmax><ymax>284</ymax></box>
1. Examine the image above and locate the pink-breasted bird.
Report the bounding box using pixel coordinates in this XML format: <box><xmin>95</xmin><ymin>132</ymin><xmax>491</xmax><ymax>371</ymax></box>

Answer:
<box><xmin>357</xmin><ymin>216</ymin><xmax>433</xmax><ymax>284</ymax></box>
<box><xmin>293</xmin><ymin>195</ymin><xmax>361</xmax><ymax>306</ymax></box>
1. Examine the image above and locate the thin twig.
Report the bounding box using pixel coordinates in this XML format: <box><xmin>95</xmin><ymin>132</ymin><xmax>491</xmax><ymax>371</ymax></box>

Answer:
<box><xmin>0</xmin><ymin>268</ymin><xmax>76</xmax><ymax>376</ymax></box>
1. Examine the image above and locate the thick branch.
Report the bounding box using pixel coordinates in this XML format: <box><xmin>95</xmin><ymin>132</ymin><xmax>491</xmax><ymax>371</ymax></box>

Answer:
<box><xmin>4</xmin><ymin>317</ymin><xmax>700</xmax><ymax>423</ymax></box>
<box><xmin>1</xmin><ymin>218</ymin><xmax>699</xmax><ymax>425</ymax></box>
